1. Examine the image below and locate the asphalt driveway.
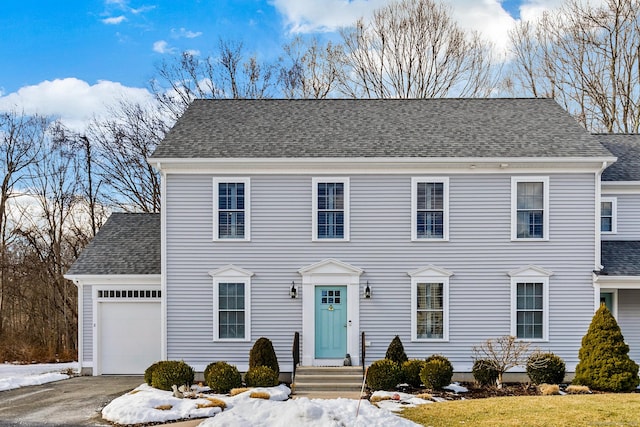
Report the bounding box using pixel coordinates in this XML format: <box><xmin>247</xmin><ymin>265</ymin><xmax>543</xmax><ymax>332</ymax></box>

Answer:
<box><xmin>0</xmin><ymin>375</ymin><xmax>143</xmax><ymax>426</ymax></box>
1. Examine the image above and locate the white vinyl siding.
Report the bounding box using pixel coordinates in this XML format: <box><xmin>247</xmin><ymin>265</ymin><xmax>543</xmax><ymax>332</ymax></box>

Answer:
<box><xmin>512</xmin><ymin>176</ymin><xmax>549</xmax><ymax>240</ymax></box>
<box><xmin>411</xmin><ymin>177</ymin><xmax>449</xmax><ymax>241</ymax></box>
<box><xmin>600</xmin><ymin>197</ymin><xmax>617</xmax><ymax>234</ymax></box>
<box><xmin>165</xmin><ymin>173</ymin><xmax>595</xmax><ymax>372</ymax></box>
<box><xmin>213</xmin><ymin>178</ymin><xmax>250</xmax><ymax>241</ymax></box>
<box><xmin>312</xmin><ymin>178</ymin><xmax>349</xmax><ymax>241</ymax></box>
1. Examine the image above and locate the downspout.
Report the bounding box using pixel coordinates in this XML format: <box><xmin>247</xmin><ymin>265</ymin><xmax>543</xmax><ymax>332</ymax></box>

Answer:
<box><xmin>158</xmin><ymin>163</ymin><xmax>168</xmax><ymax>361</ymax></box>
<box><xmin>593</xmin><ymin>161</ymin><xmax>607</xmax><ymax>311</ymax></box>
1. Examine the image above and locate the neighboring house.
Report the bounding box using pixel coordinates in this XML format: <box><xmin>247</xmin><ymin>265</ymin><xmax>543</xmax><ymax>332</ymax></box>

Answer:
<box><xmin>596</xmin><ymin>134</ymin><xmax>640</xmax><ymax>364</ymax></box>
<box><xmin>67</xmin><ymin>98</ymin><xmax>640</xmax><ymax>377</ymax></box>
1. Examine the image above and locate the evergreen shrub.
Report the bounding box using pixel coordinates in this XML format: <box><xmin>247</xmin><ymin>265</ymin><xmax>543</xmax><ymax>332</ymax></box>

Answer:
<box><xmin>420</xmin><ymin>357</ymin><xmax>453</xmax><ymax>390</ymax></box>
<box><xmin>573</xmin><ymin>305</ymin><xmax>640</xmax><ymax>391</ymax></box>
<box><xmin>366</xmin><ymin>359</ymin><xmax>403</xmax><ymax>391</ymax></box>
<box><xmin>385</xmin><ymin>335</ymin><xmax>408</xmax><ymax>365</ymax></box>
<box><xmin>249</xmin><ymin>337</ymin><xmax>280</xmax><ymax>375</ymax></box>
<box><xmin>204</xmin><ymin>361</ymin><xmax>242</xmax><ymax>393</ymax></box>
<box><xmin>526</xmin><ymin>352</ymin><xmax>566</xmax><ymax>385</ymax></box>
<box><xmin>144</xmin><ymin>361</ymin><xmax>161</xmax><ymax>386</ymax></box>
<box><xmin>244</xmin><ymin>365</ymin><xmax>279</xmax><ymax>387</ymax></box>
<box><xmin>402</xmin><ymin>360</ymin><xmax>427</xmax><ymax>388</ymax></box>
<box><xmin>472</xmin><ymin>359</ymin><xmax>499</xmax><ymax>387</ymax></box>
<box><xmin>150</xmin><ymin>360</ymin><xmax>194</xmax><ymax>391</ymax></box>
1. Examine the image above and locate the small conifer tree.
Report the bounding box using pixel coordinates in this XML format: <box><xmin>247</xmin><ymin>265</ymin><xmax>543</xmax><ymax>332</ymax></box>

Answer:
<box><xmin>249</xmin><ymin>337</ymin><xmax>280</xmax><ymax>375</ymax></box>
<box><xmin>385</xmin><ymin>335</ymin><xmax>408</xmax><ymax>365</ymax></box>
<box><xmin>573</xmin><ymin>305</ymin><xmax>640</xmax><ymax>392</ymax></box>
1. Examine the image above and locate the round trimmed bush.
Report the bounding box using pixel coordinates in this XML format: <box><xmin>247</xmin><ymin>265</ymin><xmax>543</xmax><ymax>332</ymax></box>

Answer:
<box><xmin>420</xmin><ymin>357</ymin><xmax>453</xmax><ymax>390</ymax></box>
<box><xmin>204</xmin><ymin>361</ymin><xmax>242</xmax><ymax>393</ymax></box>
<box><xmin>472</xmin><ymin>359</ymin><xmax>499</xmax><ymax>387</ymax></box>
<box><xmin>526</xmin><ymin>352</ymin><xmax>566</xmax><ymax>385</ymax></box>
<box><xmin>150</xmin><ymin>360</ymin><xmax>195</xmax><ymax>391</ymax></box>
<box><xmin>244</xmin><ymin>365</ymin><xmax>279</xmax><ymax>387</ymax></box>
<box><xmin>402</xmin><ymin>360</ymin><xmax>427</xmax><ymax>388</ymax></box>
<box><xmin>249</xmin><ymin>337</ymin><xmax>280</xmax><ymax>375</ymax></box>
<box><xmin>385</xmin><ymin>335</ymin><xmax>408</xmax><ymax>365</ymax></box>
<box><xmin>144</xmin><ymin>361</ymin><xmax>161</xmax><ymax>386</ymax></box>
<box><xmin>366</xmin><ymin>359</ymin><xmax>403</xmax><ymax>391</ymax></box>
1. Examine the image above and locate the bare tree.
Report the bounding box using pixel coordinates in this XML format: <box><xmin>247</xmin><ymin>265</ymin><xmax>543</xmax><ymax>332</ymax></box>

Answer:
<box><xmin>0</xmin><ymin>112</ymin><xmax>47</xmax><ymax>339</ymax></box>
<box><xmin>472</xmin><ymin>335</ymin><xmax>532</xmax><ymax>388</ymax></box>
<box><xmin>338</xmin><ymin>0</ymin><xmax>499</xmax><ymax>98</ymax></box>
<box><xmin>507</xmin><ymin>0</ymin><xmax>640</xmax><ymax>132</ymax></box>
<box><xmin>87</xmin><ymin>100</ymin><xmax>165</xmax><ymax>213</ymax></box>
<box><xmin>151</xmin><ymin>39</ymin><xmax>276</xmax><ymax>119</ymax></box>
<box><xmin>279</xmin><ymin>36</ymin><xmax>346</xmax><ymax>99</ymax></box>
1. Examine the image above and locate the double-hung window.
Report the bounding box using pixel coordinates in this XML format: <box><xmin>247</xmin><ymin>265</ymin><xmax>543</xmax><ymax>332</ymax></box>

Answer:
<box><xmin>210</xmin><ymin>265</ymin><xmax>253</xmax><ymax>342</ymax></box>
<box><xmin>511</xmin><ymin>177</ymin><xmax>549</xmax><ymax>240</ymax></box>
<box><xmin>601</xmin><ymin>197</ymin><xmax>617</xmax><ymax>234</ymax></box>
<box><xmin>214</xmin><ymin>178</ymin><xmax>250</xmax><ymax>241</ymax></box>
<box><xmin>409</xmin><ymin>266</ymin><xmax>452</xmax><ymax>342</ymax></box>
<box><xmin>509</xmin><ymin>266</ymin><xmax>551</xmax><ymax>341</ymax></box>
<box><xmin>313</xmin><ymin>178</ymin><xmax>349</xmax><ymax>241</ymax></box>
<box><xmin>411</xmin><ymin>177</ymin><xmax>449</xmax><ymax>241</ymax></box>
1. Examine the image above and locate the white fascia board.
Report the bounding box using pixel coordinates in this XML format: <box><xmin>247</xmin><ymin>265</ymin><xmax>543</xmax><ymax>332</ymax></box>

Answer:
<box><xmin>594</xmin><ymin>275</ymin><xmax>640</xmax><ymax>287</ymax></box>
<box><xmin>149</xmin><ymin>156</ymin><xmax>616</xmax><ymax>175</ymax></box>
<box><xmin>64</xmin><ymin>274</ymin><xmax>161</xmax><ymax>287</ymax></box>
<box><xmin>601</xmin><ymin>181</ymin><xmax>640</xmax><ymax>193</ymax></box>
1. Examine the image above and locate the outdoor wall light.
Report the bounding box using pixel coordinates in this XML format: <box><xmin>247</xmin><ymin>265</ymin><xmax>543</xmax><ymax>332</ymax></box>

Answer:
<box><xmin>290</xmin><ymin>281</ymin><xmax>297</xmax><ymax>299</ymax></box>
<box><xmin>364</xmin><ymin>281</ymin><xmax>371</xmax><ymax>299</ymax></box>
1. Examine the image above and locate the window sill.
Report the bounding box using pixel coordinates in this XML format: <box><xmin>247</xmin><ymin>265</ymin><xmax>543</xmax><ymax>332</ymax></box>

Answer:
<box><xmin>411</xmin><ymin>238</ymin><xmax>449</xmax><ymax>242</ymax></box>
<box><xmin>411</xmin><ymin>338</ymin><xmax>449</xmax><ymax>343</ymax></box>
<box><xmin>510</xmin><ymin>238</ymin><xmax>549</xmax><ymax>242</ymax></box>
<box><xmin>213</xmin><ymin>338</ymin><xmax>251</xmax><ymax>343</ymax></box>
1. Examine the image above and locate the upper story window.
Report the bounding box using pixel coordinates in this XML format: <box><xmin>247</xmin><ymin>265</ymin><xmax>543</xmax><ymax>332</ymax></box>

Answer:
<box><xmin>511</xmin><ymin>177</ymin><xmax>549</xmax><ymax>241</ymax></box>
<box><xmin>601</xmin><ymin>197</ymin><xmax>617</xmax><ymax>234</ymax></box>
<box><xmin>312</xmin><ymin>178</ymin><xmax>350</xmax><ymax>241</ymax></box>
<box><xmin>213</xmin><ymin>178</ymin><xmax>250</xmax><ymax>241</ymax></box>
<box><xmin>509</xmin><ymin>265</ymin><xmax>552</xmax><ymax>342</ymax></box>
<box><xmin>411</xmin><ymin>177</ymin><xmax>449</xmax><ymax>241</ymax></box>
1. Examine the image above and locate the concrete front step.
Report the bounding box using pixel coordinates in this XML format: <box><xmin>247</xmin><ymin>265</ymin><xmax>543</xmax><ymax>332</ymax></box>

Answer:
<box><xmin>293</xmin><ymin>366</ymin><xmax>364</xmax><ymax>394</ymax></box>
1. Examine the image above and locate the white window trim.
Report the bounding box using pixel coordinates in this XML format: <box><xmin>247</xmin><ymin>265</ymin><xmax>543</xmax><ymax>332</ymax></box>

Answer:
<box><xmin>411</xmin><ymin>177</ymin><xmax>450</xmax><ymax>242</ymax></box>
<box><xmin>508</xmin><ymin>265</ymin><xmax>552</xmax><ymax>342</ymax></box>
<box><xmin>209</xmin><ymin>265</ymin><xmax>253</xmax><ymax>342</ymax></box>
<box><xmin>511</xmin><ymin>176</ymin><xmax>550</xmax><ymax>241</ymax></box>
<box><xmin>408</xmin><ymin>265</ymin><xmax>453</xmax><ymax>342</ymax></box>
<box><xmin>213</xmin><ymin>178</ymin><xmax>250</xmax><ymax>241</ymax></box>
<box><xmin>312</xmin><ymin>177</ymin><xmax>350</xmax><ymax>242</ymax></box>
<box><xmin>600</xmin><ymin>197</ymin><xmax>617</xmax><ymax>234</ymax></box>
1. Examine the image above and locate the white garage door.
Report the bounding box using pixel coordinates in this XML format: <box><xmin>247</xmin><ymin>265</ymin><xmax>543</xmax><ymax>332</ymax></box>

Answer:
<box><xmin>99</xmin><ymin>298</ymin><xmax>161</xmax><ymax>375</ymax></box>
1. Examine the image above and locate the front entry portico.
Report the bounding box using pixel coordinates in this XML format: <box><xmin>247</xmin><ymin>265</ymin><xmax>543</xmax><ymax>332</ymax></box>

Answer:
<box><xmin>298</xmin><ymin>259</ymin><xmax>363</xmax><ymax>367</ymax></box>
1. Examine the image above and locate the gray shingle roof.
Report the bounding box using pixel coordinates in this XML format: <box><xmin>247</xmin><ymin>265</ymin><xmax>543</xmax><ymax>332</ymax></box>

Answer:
<box><xmin>151</xmin><ymin>99</ymin><xmax>613</xmax><ymax>159</ymax></box>
<box><xmin>598</xmin><ymin>134</ymin><xmax>640</xmax><ymax>181</ymax></box>
<box><xmin>66</xmin><ymin>213</ymin><xmax>160</xmax><ymax>276</ymax></box>
<box><xmin>600</xmin><ymin>241</ymin><xmax>640</xmax><ymax>276</ymax></box>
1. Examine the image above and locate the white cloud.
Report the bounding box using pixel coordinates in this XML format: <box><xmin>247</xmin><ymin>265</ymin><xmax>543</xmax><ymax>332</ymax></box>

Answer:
<box><xmin>131</xmin><ymin>5</ymin><xmax>156</xmax><ymax>14</ymax></box>
<box><xmin>270</xmin><ymin>0</ymin><xmax>602</xmax><ymax>57</ymax></box>
<box><xmin>171</xmin><ymin>27</ymin><xmax>203</xmax><ymax>39</ymax></box>
<box><xmin>185</xmin><ymin>49</ymin><xmax>201</xmax><ymax>56</ymax></box>
<box><xmin>102</xmin><ymin>15</ymin><xmax>127</xmax><ymax>24</ymax></box>
<box><xmin>0</xmin><ymin>78</ymin><xmax>154</xmax><ymax>131</ymax></box>
<box><xmin>153</xmin><ymin>40</ymin><xmax>176</xmax><ymax>54</ymax></box>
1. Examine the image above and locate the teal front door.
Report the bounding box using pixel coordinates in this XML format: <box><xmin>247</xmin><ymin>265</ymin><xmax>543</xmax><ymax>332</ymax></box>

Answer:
<box><xmin>315</xmin><ymin>286</ymin><xmax>347</xmax><ymax>359</ymax></box>
<box><xmin>600</xmin><ymin>292</ymin><xmax>614</xmax><ymax>313</ymax></box>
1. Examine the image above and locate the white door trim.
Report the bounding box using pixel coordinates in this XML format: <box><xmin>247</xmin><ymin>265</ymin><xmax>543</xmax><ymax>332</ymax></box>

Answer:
<box><xmin>298</xmin><ymin>259</ymin><xmax>363</xmax><ymax>366</ymax></box>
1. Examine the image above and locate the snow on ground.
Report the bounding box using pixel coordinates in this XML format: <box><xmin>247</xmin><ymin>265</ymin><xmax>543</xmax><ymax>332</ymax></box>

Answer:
<box><xmin>0</xmin><ymin>362</ymin><xmax>77</xmax><ymax>392</ymax></box>
<box><xmin>103</xmin><ymin>383</ymin><xmax>422</xmax><ymax>426</ymax></box>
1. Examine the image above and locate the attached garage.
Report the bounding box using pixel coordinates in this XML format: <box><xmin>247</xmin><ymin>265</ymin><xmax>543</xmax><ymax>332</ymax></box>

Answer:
<box><xmin>96</xmin><ymin>288</ymin><xmax>161</xmax><ymax>374</ymax></box>
<box><xmin>65</xmin><ymin>213</ymin><xmax>161</xmax><ymax>376</ymax></box>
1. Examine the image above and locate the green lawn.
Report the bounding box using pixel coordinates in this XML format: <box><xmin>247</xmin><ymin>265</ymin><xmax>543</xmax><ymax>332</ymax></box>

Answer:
<box><xmin>400</xmin><ymin>394</ymin><xmax>640</xmax><ymax>427</ymax></box>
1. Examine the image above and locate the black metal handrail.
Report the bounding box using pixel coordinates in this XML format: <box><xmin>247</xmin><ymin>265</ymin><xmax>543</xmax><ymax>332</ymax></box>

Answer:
<box><xmin>361</xmin><ymin>331</ymin><xmax>366</xmax><ymax>375</ymax></box>
<box><xmin>292</xmin><ymin>331</ymin><xmax>300</xmax><ymax>381</ymax></box>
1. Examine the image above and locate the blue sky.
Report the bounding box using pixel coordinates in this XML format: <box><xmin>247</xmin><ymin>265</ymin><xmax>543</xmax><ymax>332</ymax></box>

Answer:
<box><xmin>0</xmin><ymin>0</ymin><xmax>574</xmax><ymax>128</ymax></box>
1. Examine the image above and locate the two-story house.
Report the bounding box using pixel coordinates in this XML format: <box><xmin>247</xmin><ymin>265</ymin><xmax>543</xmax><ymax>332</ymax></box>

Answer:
<box><xmin>67</xmin><ymin>98</ymin><xmax>638</xmax><ymax>378</ymax></box>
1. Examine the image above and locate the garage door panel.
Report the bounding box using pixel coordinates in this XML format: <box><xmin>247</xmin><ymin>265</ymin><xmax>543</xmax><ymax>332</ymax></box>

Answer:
<box><xmin>100</xmin><ymin>301</ymin><xmax>161</xmax><ymax>374</ymax></box>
